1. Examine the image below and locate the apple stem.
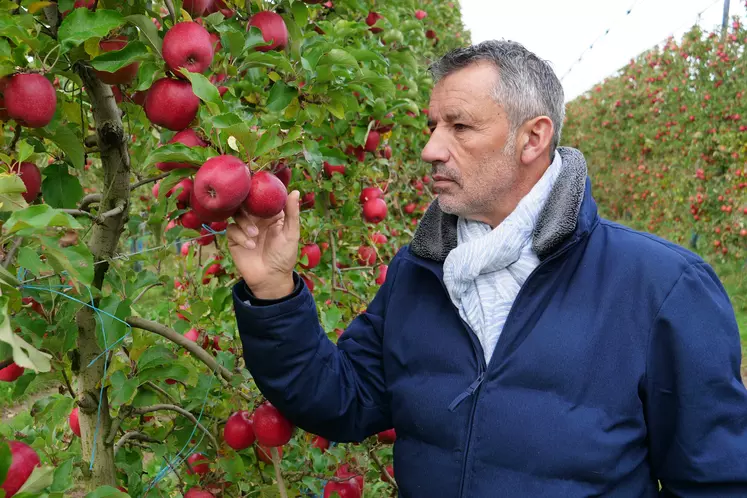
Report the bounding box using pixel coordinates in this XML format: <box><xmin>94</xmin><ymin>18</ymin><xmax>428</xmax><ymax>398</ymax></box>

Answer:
<box><xmin>271</xmin><ymin>446</ymin><xmax>289</xmax><ymax>498</ymax></box>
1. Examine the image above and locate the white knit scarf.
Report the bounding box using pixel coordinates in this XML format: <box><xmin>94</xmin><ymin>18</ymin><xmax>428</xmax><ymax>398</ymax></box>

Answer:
<box><xmin>442</xmin><ymin>151</ymin><xmax>564</xmax><ymax>364</ymax></box>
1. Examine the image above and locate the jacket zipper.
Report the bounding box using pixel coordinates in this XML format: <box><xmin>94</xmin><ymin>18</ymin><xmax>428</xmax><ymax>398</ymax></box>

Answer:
<box><xmin>439</xmin><ymin>236</ymin><xmax>582</xmax><ymax>498</ymax></box>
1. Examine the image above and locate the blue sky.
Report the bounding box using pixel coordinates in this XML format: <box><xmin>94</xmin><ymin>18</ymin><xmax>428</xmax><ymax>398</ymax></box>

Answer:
<box><xmin>460</xmin><ymin>0</ymin><xmax>743</xmax><ymax>101</ymax></box>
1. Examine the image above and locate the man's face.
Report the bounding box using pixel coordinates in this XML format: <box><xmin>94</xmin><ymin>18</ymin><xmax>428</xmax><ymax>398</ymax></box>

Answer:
<box><xmin>422</xmin><ymin>62</ymin><xmax>521</xmax><ymax>225</ymax></box>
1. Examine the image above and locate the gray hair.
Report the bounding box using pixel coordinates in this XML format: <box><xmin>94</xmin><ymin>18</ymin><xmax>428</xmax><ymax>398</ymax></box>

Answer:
<box><xmin>428</xmin><ymin>40</ymin><xmax>565</xmax><ymax>158</ymax></box>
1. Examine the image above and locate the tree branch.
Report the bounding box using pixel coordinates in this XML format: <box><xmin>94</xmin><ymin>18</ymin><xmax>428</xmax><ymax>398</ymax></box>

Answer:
<box><xmin>131</xmin><ymin>172</ymin><xmax>169</xmax><ymax>191</ymax></box>
<box><xmin>329</xmin><ymin>229</ymin><xmax>337</xmax><ymax>289</ymax></box>
<box><xmin>272</xmin><ymin>447</ymin><xmax>289</xmax><ymax>498</ymax></box>
<box><xmin>131</xmin><ymin>283</ymin><xmax>163</xmax><ymax>305</ymax></box>
<box><xmin>60</xmin><ymin>366</ymin><xmax>76</xmax><ymax>400</ymax></box>
<box><xmin>131</xmin><ymin>404</ymin><xmax>218</xmax><ymax>449</ymax></box>
<box><xmin>84</xmin><ymin>135</ymin><xmax>98</xmax><ymax>148</ymax></box>
<box><xmin>60</xmin><ymin>209</ymin><xmax>96</xmax><ymax>219</ymax></box>
<box><xmin>369</xmin><ymin>444</ymin><xmax>398</xmax><ymax>490</ymax></box>
<box><xmin>2</xmin><ymin>237</ymin><xmax>23</xmax><ymax>269</ymax></box>
<box><xmin>334</xmin><ymin>286</ymin><xmax>365</xmax><ymax>302</ymax></box>
<box><xmin>98</xmin><ymin>200</ymin><xmax>126</xmax><ymax>221</ymax></box>
<box><xmin>79</xmin><ymin>194</ymin><xmax>102</xmax><ymax>211</ymax></box>
<box><xmin>144</xmin><ymin>380</ymin><xmax>177</xmax><ymax>405</ymax></box>
<box><xmin>114</xmin><ymin>431</ymin><xmax>159</xmax><ymax>455</ymax></box>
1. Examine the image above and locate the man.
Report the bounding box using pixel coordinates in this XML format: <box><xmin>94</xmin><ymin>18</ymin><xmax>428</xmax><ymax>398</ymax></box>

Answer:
<box><xmin>228</xmin><ymin>40</ymin><xmax>747</xmax><ymax>496</ymax></box>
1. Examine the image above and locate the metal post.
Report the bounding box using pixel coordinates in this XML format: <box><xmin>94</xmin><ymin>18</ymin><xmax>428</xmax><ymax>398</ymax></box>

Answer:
<box><xmin>722</xmin><ymin>0</ymin><xmax>731</xmax><ymax>38</ymax></box>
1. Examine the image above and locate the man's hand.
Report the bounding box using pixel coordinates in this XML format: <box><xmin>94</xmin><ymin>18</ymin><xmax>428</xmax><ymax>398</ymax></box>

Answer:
<box><xmin>227</xmin><ymin>190</ymin><xmax>301</xmax><ymax>300</ymax></box>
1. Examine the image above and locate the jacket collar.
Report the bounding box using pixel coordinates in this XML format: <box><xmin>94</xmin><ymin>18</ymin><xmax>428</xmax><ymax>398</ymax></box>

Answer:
<box><xmin>408</xmin><ymin>147</ymin><xmax>599</xmax><ymax>264</ymax></box>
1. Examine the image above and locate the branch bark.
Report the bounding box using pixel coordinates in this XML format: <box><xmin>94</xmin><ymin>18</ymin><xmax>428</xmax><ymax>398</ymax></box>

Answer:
<box><xmin>113</xmin><ymin>431</ymin><xmax>159</xmax><ymax>455</ymax></box>
<box><xmin>143</xmin><ymin>380</ymin><xmax>177</xmax><ymax>405</ymax></box>
<box><xmin>131</xmin><ymin>283</ymin><xmax>163</xmax><ymax>305</ymax></box>
<box><xmin>2</xmin><ymin>237</ymin><xmax>23</xmax><ymax>269</ymax></box>
<box><xmin>79</xmin><ymin>194</ymin><xmax>102</xmax><ymax>211</ymax></box>
<box><xmin>131</xmin><ymin>404</ymin><xmax>218</xmax><ymax>449</ymax></box>
<box><xmin>131</xmin><ymin>172</ymin><xmax>169</xmax><ymax>191</ymax></box>
<box><xmin>71</xmin><ymin>63</ymin><xmax>132</xmax><ymax>491</ymax></box>
<box><xmin>60</xmin><ymin>209</ymin><xmax>95</xmax><ymax>219</ymax></box>
<box><xmin>369</xmin><ymin>444</ymin><xmax>398</xmax><ymax>490</ymax></box>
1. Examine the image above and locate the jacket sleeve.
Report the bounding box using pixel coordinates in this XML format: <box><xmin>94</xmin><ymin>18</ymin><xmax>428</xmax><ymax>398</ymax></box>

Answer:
<box><xmin>232</xmin><ymin>250</ymin><xmax>404</xmax><ymax>443</ymax></box>
<box><xmin>645</xmin><ymin>262</ymin><xmax>747</xmax><ymax>496</ymax></box>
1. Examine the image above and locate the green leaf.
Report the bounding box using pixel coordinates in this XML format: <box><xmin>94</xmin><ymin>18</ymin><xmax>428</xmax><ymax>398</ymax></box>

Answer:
<box><xmin>126</xmin><ymin>14</ymin><xmax>163</xmax><ymax>56</ymax></box>
<box><xmin>255</xmin><ymin>126</ymin><xmax>281</xmax><ymax>157</ymax></box>
<box><xmin>58</xmin><ymin>9</ymin><xmax>125</xmax><ymax>52</ymax></box>
<box><xmin>0</xmin><ymin>302</ymin><xmax>51</xmax><ymax>370</ymax></box>
<box><xmin>212</xmin><ymin>113</ymin><xmax>244</xmax><ymax>128</ymax></box>
<box><xmin>348</xmin><ymin>49</ymin><xmax>387</xmax><ymax>65</ymax></box>
<box><xmin>358</xmin><ymin>69</ymin><xmax>396</xmax><ymax>96</ymax></box>
<box><xmin>84</xmin><ymin>485</ymin><xmax>130</xmax><ymax>497</ymax></box>
<box><xmin>16</xmin><ymin>246</ymin><xmax>49</xmax><ymax>276</ymax></box>
<box><xmin>12</xmin><ymin>369</ymin><xmax>35</xmax><ymax>397</ymax></box>
<box><xmin>242</xmin><ymin>50</ymin><xmax>293</xmax><ymax>73</ymax></box>
<box><xmin>97</xmin><ymin>296</ymin><xmax>131</xmax><ymax>350</ymax></box>
<box><xmin>41</xmin><ymin>163</ymin><xmax>84</xmax><ymax>209</ymax></box>
<box><xmin>292</xmin><ymin>2</ymin><xmax>308</xmax><ymax>26</ymax></box>
<box><xmin>143</xmin><ymin>143</ymin><xmax>213</xmax><ymax>169</ymax></box>
<box><xmin>40</xmin><ymin>236</ymin><xmax>94</xmax><ymax>287</ymax></box>
<box><xmin>136</xmin><ymin>345</ymin><xmax>174</xmax><ymax>372</ymax></box>
<box><xmin>244</xmin><ymin>26</ymin><xmax>269</xmax><ymax>52</ymax></box>
<box><xmin>90</xmin><ymin>41</ymin><xmax>149</xmax><ymax>73</ymax></box>
<box><xmin>0</xmin><ymin>173</ymin><xmax>29</xmax><ymax>212</ymax></box>
<box><xmin>36</xmin><ymin>124</ymin><xmax>85</xmax><ymax>169</ymax></box>
<box><xmin>133</xmin><ymin>60</ymin><xmax>160</xmax><ymax>92</ymax></box>
<box><xmin>0</xmin><ymin>440</ymin><xmax>10</xmax><ymax>485</ymax></box>
<box><xmin>179</xmin><ymin>70</ymin><xmax>223</xmax><ymax>113</ymax></box>
<box><xmin>5</xmin><ymin>205</ymin><xmax>82</xmax><ymax>234</ymax></box>
<box><xmin>15</xmin><ymin>464</ymin><xmax>55</xmax><ymax>495</ymax></box>
<box><xmin>50</xmin><ymin>459</ymin><xmax>74</xmax><ymax>493</ymax></box>
<box><xmin>266</xmin><ymin>81</ymin><xmax>297</xmax><ymax>112</ymax></box>
<box><xmin>16</xmin><ymin>140</ymin><xmax>34</xmax><ymax>164</ymax></box>
<box><xmin>137</xmin><ymin>363</ymin><xmax>189</xmax><ymax>384</ymax></box>
<box><xmin>317</xmin><ymin>48</ymin><xmax>359</xmax><ymax>69</ymax></box>
<box><xmin>109</xmin><ymin>370</ymin><xmax>139</xmax><ymax>408</ymax></box>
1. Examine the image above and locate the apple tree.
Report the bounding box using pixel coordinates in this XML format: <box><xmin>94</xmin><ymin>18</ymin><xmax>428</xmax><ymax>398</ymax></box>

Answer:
<box><xmin>0</xmin><ymin>0</ymin><xmax>468</xmax><ymax>496</ymax></box>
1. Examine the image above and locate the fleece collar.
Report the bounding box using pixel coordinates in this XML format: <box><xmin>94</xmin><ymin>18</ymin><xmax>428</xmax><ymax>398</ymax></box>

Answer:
<box><xmin>410</xmin><ymin>146</ymin><xmax>596</xmax><ymax>263</ymax></box>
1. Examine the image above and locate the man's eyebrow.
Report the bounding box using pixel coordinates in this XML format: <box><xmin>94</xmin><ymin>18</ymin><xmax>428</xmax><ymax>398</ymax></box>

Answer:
<box><xmin>428</xmin><ymin>109</ymin><xmax>472</xmax><ymax>128</ymax></box>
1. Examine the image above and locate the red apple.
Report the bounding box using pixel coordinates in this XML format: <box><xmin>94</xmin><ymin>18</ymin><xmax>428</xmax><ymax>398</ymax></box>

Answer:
<box><xmin>185</xmin><ymin>488</ymin><xmax>215</xmax><ymax>498</ymax></box>
<box><xmin>144</xmin><ymin>78</ymin><xmax>200</xmax><ymax>131</ymax></box>
<box><xmin>185</xmin><ymin>328</ymin><xmax>199</xmax><ymax>342</ymax></box>
<box><xmin>244</xmin><ymin>171</ymin><xmax>288</xmax><ymax>218</ymax></box>
<box><xmin>426</xmin><ymin>29</ymin><xmax>436</xmax><ymax>39</ymax></box>
<box><xmin>311</xmin><ymin>435</ymin><xmax>329</xmax><ymax>451</ymax></box>
<box><xmin>256</xmin><ymin>444</ymin><xmax>282</xmax><ymax>464</ymax></box>
<box><xmin>375</xmin><ymin>264</ymin><xmax>388</xmax><ymax>285</ymax></box>
<box><xmin>223</xmin><ymin>410</ymin><xmax>256</xmax><ymax>450</ymax></box>
<box><xmin>415</xmin><ymin>9</ymin><xmax>427</xmax><ymax>19</ymax></box>
<box><xmin>363</xmin><ymin>198</ymin><xmax>387</xmax><ymax>223</ymax></box>
<box><xmin>272</xmin><ymin>162</ymin><xmax>291</xmax><ymax>187</ymax></box>
<box><xmin>357</xmin><ymin>246</ymin><xmax>376</xmax><ymax>266</ymax></box>
<box><xmin>93</xmin><ymin>37</ymin><xmax>140</xmax><ymax>85</ymax></box>
<box><xmin>210</xmin><ymin>221</ymin><xmax>228</xmax><ymax>232</ymax></box>
<box><xmin>360</xmin><ymin>187</ymin><xmax>383</xmax><ymax>204</ymax></box>
<box><xmin>300</xmin><ymin>243</ymin><xmax>321</xmax><ymax>270</ymax></box>
<box><xmin>1</xmin><ymin>441</ymin><xmax>41</xmax><ymax>498</ymax></box>
<box><xmin>366</xmin><ymin>11</ymin><xmax>383</xmax><ymax>33</ymax></box>
<box><xmin>193</xmin><ymin>155</ymin><xmax>252</xmax><ymax>215</ymax></box>
<box><xmin>324</xmin><ymin>162</ymin><xmax>346</xmax><ymax>177</ymax></box>
<box><xmin>180</xmin><ymin>210</ymin><xmax>203</xmax><ymax>230</ymax></box>
<box><xmin>163</xmin><ymin>22</ymin><xmax>214</xmax><ymax>78</ymax></box>
<box><xmin>167</xmin><ymin>178</ymin><xmax>194</xmax><ymax>207</ymax></box>
<box><xmin>383</xmin><ymin>145</ymin><xmax>392</xmax><ymax>159</ymax></box>
<box><xmin>335</xmin><ymin>465</ymin><xmax>364</xmax><ymax>493</ymax></box>
<box><xmin>252</xmin><ymin>402</ymin><xmax>294</xmax><ymax>447</ymax></box>
<box><xmin>0</xmin><ymin>363</ymin><xmax>24</xmax><ymax>382</ymax></box>
<box><xmin>301</xmin><ymin>192</ymin><xmax>316</xmax><ymax>210</ymax></box>
<box><xmin>301</xmin><ymin>274</ymin><xmax>314</xmax><ymax>291</ymax></box>
<box><xmin>4</xmin><ymin>74</ymin><xmax>57</xmax><ymax>128</ymax></box>
<box><xmin>110</xmin><ymin>85</ymin><xmax>123</xmax><ymax>104</ymax></box>
<box><xmin>364</xmin><ymin>131</ymin><xmax>380</xmax><ymax>152</ymax></box>
<box><xmin>371</xmin><ymin>232</ymin><xmax>387</xmax><ymax>245</ymax></box>
<box><xmin>196</xmin><ymin>227</ymin><xmax>215</xmax><ymax>245</ymax></box>
<box><xmin>156</xmin><ymin>129</ymin><xmax>208</xmax><ymax>171</ymax></box>
<box><xmin>10</xmin><ymin>162</ymin><xmax>41</xmax><ymax>203</ymax></box>
<box><xmin>182</xmin><ymin>0</ymin><xmax>211</xmax><ymax>16</ymax></box>
<box><xmin>381</xmin><ymin>465</ymin><xmax>394</xmax><ymax>482</ymax></box>
<box><xmin>324</xmin><ymin>479</ymin><xmax>361</xmax><ymax>498</ymax></box>
<box><xmin>377</xmin><ymin>428</ymin><xmax>395</xmax><ymax>443</ymax></box>
<box><xmin>68</xmin><ymin>406</ymin><xmax>81</xmax><ymax>437</ymax></box>
<box><xmin>186</xmin><ymin>453</ymin><xmax>210</xmax><ymax>475</ymax></box>
<box><xmin>404</xmin><ymin>203</ymin><xmax>416</xmax><ymax>214</ymax></box>
<box><xmin>248</xmin><ymin>11</ymin><xmax>289</xmax><ymax>52</ymax></box>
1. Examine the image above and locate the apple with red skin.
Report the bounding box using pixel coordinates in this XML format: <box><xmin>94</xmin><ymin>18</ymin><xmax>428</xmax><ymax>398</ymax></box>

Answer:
<box><xmin>404</xmin><ymin>203</ymin><xmax>416</xmax><ymax>214</ymax></box>
<box><xmin>324</xmin><ymin>479</ymin><xmax>361</xmax><ymax>498</ymax></box>
<box><xmin>366</xmin><ymin>11</ymin><xmax>383</xmax><ymax>33</ymax></box>
<box><xmin>375</xmin><ymin>264</ymin><xmax>388</xmax><ymax>285</ymax></box>
<box><xmin>206</xmin><ymin>0</ymin><xmax>234</xmax><ymax>17</ymax></box>
<box><xmin>244</xmin><ymin>171</ymin><xmax>288</xmax><ymax>218</ymax></box>
<box><xmin>383</xmin><ymin>145</ymin><xmax>392</xmax><ymax>159</ymax></box>
<box><xmin>371</xmin><ymin>232</ymin><xmax>387</xmax><ymax>245</ymax></box>
<box><xmin>301</xmin><ymin>192</ymin><xmax>316</xmax><ymax>210</ymax></box>
<box><xmin>156</xmin><ymin>129</ymin><xmax>208</xmax><ymax>171</ymax></box>
<box><xmin>163</xmin><ymin>22</ymin><xmax>214</xmax><ymax>79</ymax></box>
<box><xmin>335</xmin><ymin>464</ymin><xmax>364</xmax><ymax>492</ymax></box>
<box><xmin>190</xmin><ymin>191</ymin><xmax>236</xmax><ymax>223</ymax></box>
<box><xmin>93</xmin><ymin>37</ymin><xmax>140</xmax><ymax>85</ymax></box>
<box><xmin>0</xmin><ymin>363</ymin><xmax>24</xmax><ymax>382</ymax></box>
<box><xmin>377</xmin><ymin>428</ymin><xmax>396</xmax><ymax>443</ymax></box>
<box><xmin>185</xmin><ymin>328</ymin><xmax>199</xmax><ymax>342</ymax></box>
<box><xmin>364</xmin><ymin>131</ymin><xmax>381</xmax><ymax>152</ymax></box>
<box><xmin>312</xmin><ymin>435</ymin><xmax>329</xmax><ymax>451</ymax></box>
<box><xmin>10</xmin><ymin>162</ymin><xmax>41</xmax><ymax>203</ymax></box>
<box><xmin>168</xmin><ymin>178</ymin><xmax>194</xmax><ymax>208</ymax></box>
<box><xmin>22</xmin><ymin>297</ymin><xmax>45</xmax><ymax>317</ymax></box>
<box><xmin>196</xmin><ymin>227</ymin><xmax>216</xmax><ymax>245</ymax></box>
<box><xmin>69</xmin><ymin>407</ymin><xmax>81</xmax><ymax>437</ymax></box>
<box><xmin>415</xmin><ymin>9</ymin><xmax>427</xmax><ymax>19</ymax></box>
<box><xmin>144</xmin><ymin>78</ymin><xmax>200</xmax><ymax>131</ymax></box>
<box><xmin>193</xmin><ymin>155</ymin><xmax>252</xmax><ymax>215</ymax></box>
<box><xmin>185</xmin><ymin>488</ymin><xmax>215</xmax><ymax>498</ymax></box>
<box><xmin>180</xmin><ymin>210</ymin><xmax>203</xmax><ymax>230</ymax></box>
<box><xmin>360</xmin><ymin>187</ymin><xmax>383</xmax><ymax>204</ymax></box>
<box><xmin>271</xmin><ymin>162</ymin><xmax>292</xmax><ymax>187</ymax></box>
<box><xmin>363</xmin><ymin>198</ymin><xmax>387</xmax><ymax>223</ymax></box>
<box><xmin>426</xmin><ymin>29</ymin><xmax>436</xmax><ymax>39</ymax></box>
<box><xmin>381</xmin><ymin>465</ymin><xmax>394</xmax><ymax>482</ymax></box>
<box><xmin>4</xmin><ymin>74</ymin><xmax>57</xmax><ymax>128</ymax></box>
<box><xmin>186</xmin><ymin>453</ymin><xmax>210</xmax><ymax>475</ymax></box>
<box><xmin>301</xmin><ymin>274</ymin><xmax>314</xmax><ymax>291</ymax></box>
<box><xmin>300</xmin><ymin>243</ymin><xmax>321</xmax><ymax>270</ymax></box>
<box><xmin>248</xmin><ymin>11</ymin><xmax>289</xmax><ymax>52</ymax></box>
<box><xmin>182</xmin><ymin>0</ymin><xmax>211</xmax><ymax>16</ymax></box>
<box><xmin>324</xmin><ymin>161</ymin><xmax>346</xmax><ymax>177</ymax></box>
<box><xmin>252</xmin><ymin>402</ymin><xmax>294</xmax><ymax>447</ymax></box>
<box><xmin>256</xmin><ymin>444</ymin><xmax>282</xmax><ymax>464</ymax></box>
<box><xmin>223</xmin><ymin>410</ymin><xmax>256</xmax><ymax>450</ymax></box>
<box><xmin>357</xmin><ymin>246</ymin><xmax>376</xmax><ymax>266</ymax></box>
<box><xmin>1</xmin><ymin>441</ymin><xmax>41</xmax><ymax>498</ymax></box>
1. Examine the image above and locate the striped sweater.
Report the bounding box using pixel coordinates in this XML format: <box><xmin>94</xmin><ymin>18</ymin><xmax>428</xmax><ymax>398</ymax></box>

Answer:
<box><xmin>442</xmin><ymin>151</ymin><xmax>564</xmax><ymax>364</ymax></box>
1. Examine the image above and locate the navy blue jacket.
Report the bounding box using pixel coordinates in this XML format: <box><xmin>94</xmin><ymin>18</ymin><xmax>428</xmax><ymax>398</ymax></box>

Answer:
<box><xmin>234</xmin><ymin>147</ymin><xmax>747</xmax><ymax>497</ymax></box>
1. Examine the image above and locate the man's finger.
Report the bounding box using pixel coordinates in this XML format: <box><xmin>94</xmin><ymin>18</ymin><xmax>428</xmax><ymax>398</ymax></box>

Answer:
<box><xmin>283</xmin><ymin>190</ymin><xmax>301</xmax><ymax>239</ymax></box>
<box><xmin>227</xmin><ymin>223</ymin><xmax>256</xmax><ymax>250</ymax></box>
<box><xmin>234</xmin><ymin>208</ymin><xmax>259</xmax><ymax>238</ymax></box>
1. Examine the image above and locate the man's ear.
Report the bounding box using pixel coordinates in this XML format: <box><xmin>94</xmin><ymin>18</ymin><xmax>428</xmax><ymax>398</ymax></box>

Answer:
<box><xmin>519</xmin><ymin>116</ymin><xmax>554</xmax><ymax>165</ymax></box>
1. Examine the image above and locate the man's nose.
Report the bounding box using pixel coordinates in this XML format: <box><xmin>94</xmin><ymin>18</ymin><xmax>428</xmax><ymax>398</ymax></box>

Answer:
<box><xmin>421</xmin><ymin>128</ymin><xmax>449</xmax><ymax>165</ymax></box>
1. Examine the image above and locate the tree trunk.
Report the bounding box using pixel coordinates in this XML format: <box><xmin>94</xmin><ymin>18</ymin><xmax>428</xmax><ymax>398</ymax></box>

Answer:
<box><xmin>72</xmin><ymin>65</ymin><xmax>131</xmax><ymax>491</ymax></box>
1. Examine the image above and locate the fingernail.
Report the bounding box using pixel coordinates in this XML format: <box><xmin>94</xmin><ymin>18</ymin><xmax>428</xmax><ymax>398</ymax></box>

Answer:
<box><xmin>245</xmin><ymin>240</ymin><xmax>256</xmax><ymax>249</ymax></box>
<box><xmin>246</xmin><ymin>226</ymin><xmax>258</xmax><ymax>237</ymax></box>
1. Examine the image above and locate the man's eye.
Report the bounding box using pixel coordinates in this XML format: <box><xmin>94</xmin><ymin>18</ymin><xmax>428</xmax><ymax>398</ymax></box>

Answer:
<box><xmin>454</xmin><ymin>124</ymin><xmax>468</xmax><ymax>131</ymax></box>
